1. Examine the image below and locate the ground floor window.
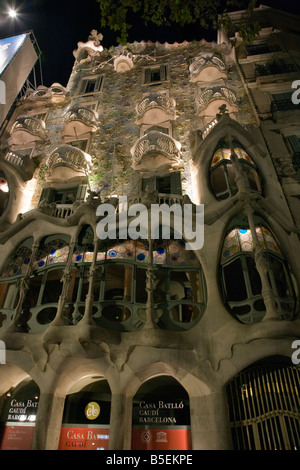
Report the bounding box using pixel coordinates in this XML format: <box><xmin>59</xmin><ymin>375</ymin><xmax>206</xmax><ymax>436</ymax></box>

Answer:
<box><xmin>58</xmin><ymin>379</ymin><xmax>111</xmax><ymax>450</ymax></box>
<box><xmin>131</xmin><ymin>376</ymin><xmax>191</xmax><ymax>450</ymax></box>
<box><xmin>0</xmin><ymin>378</ymin><xmax>39</xmax><ymax>450</ymax></box>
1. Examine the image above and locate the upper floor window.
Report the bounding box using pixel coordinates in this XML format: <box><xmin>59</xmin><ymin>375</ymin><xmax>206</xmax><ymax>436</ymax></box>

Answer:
<box><xmin>0</xmin><ymin>235</ymin><xmax>70</xmax><ymax>331</ymax></box>
<box><xmin>220</xmin><ymin>219</ymin><xmax>297</xmax><ymax>324</ymax></box>
<box><xmin>255</xmin><ymin>59</ymin><xmax>296</xmax><ymax>77</ymax></box>
<box><xmin>39</xmin><ymin>185</ymin><xmax>87</xmax><ymax>207</ymax></box>
<box><xmin>271</xmin><ymin>92</ymin><xmax>296</xmax><ymax>113</ymax></box>
<box><xmin>65</xmin><ymin>139</ymin><xmax>89</xmax><ymax>152</ymax></box>
<box><xmin>245</xmin><ymin>42</ymin><xmax>281</xmax><ymax>56</ymax></box>
<box><xmin>210</xmin><ymin>143</ymin><xmax>262</xmax><ymax>200</ymax></box>
<box><xmin>286</xmin><ymin>135</ymin><xmax>300</xmax><ymax>171</ymax></box>
<box><xmin>142</xmin><ymin>171</ymin><xmax>182</xmax><ymax>195</ymax></box>
<box><xmin>143</xmin><ymin>125</ymin><xmax>170</xmax><ymax>136</ymax></box>
<box><xmin>79</xmin><ymin>75</ymin><xmax>103</xmax><ymax>95</ymax></box>
<box><xmin>143</xmin><ymin>65</ymin><xmax>168</xmax><ymax>85</ymax></box>
<box><xmin>0</xmin><ymin>228</ymin><xmax>206</xmax><ymax>333</ymax></box>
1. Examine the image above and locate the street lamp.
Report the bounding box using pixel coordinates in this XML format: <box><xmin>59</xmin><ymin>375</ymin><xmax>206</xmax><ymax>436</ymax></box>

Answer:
<box><xmin>8</xmin><ymin>8</ymin><xmax>17</xmax><ymax>18</ymax></box>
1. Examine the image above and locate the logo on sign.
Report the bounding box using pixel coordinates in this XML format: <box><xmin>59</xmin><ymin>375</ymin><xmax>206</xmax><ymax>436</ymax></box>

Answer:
<box><xmin>141</xmin><ymin>430</ymin><xmax>152</xmax><ymax>443</ymax></box>
<box><xmin>85</xmin><ymin>402</ymin><xmax>100</xmax><ymax>420</ymax></box>
<box><xmin>156</xmin><ymin>431</ymin><xmax>168</xmax><ymax>442</ymax></box>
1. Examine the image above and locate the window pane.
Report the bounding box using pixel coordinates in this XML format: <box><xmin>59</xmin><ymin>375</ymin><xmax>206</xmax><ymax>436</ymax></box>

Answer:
<box><xmin>104</xmin><ymin>264</ymin><xmax>132</xmax><ymax>301</ymax></box>
<box><xmin>227</xmin><ymin>163</ymin><xmax>238</xmax><ymax>196</ymax></box>
<box><xmin>268</xmin><ymin>256</ymin><xmax>292</xmax><ymax>298</ymax></box>
<box><xmin>86</xmin><ymin>80</ymin><xmax>97</xmax><ymax>93</ymax></box>
<box><xmin>245</xmin><ymin>165</ymin><xmax>261</xmax><ymax>192</ymax></box>
<box><xmin>223</xmin><ymin>258</ymin><xmax>247</xmax><ymax>301</ymax></box>
<box><xmin>136</xmin><ymin>267</ymin><xmax>147</xmax><ymax>303</ymax></box>
<box><xmin>23</xmin><ymin>273</ymin><xmax>43</xmax><ymax>308</ymax></box>
<box><xmin>170</xmin><ymin>304</ymin><xmax>200</xmax><ymax>323</ymax></box>
<box><xmin>246</xmin><ymin>257</ymin><xmax>262</xmax><ymax>296</ymax></box>
<box><xmin>42</xmin><ymin>269</ymin><xmax>64</xmax><ymax>304</ymax></box>
<box><xmin>169</xmin><ymin>270</ymin><xmax>201</xmax><ymax>302</ymax></box>
<box><xmin>211</xmin><ymin>165</ymin><xmax>229</xmax><ymax>198</ymax></box>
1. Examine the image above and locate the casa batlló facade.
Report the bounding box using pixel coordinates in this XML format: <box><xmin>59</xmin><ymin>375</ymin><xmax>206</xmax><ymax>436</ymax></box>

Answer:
<box><xmin>0</xmin><ymin>4</ymin><xmax>299</xmax><ymax>450</ymax></box>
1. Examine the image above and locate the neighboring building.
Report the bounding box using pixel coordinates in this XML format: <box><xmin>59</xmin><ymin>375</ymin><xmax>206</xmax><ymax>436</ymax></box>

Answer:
<box><xmin>0</xmin><ymin>5</ymin><xmax>299</xmax><ymax>450</ymax></box>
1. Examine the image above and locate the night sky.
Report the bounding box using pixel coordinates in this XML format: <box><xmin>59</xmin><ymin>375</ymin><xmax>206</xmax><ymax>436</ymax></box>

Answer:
<box><xmin>0</xmin><ymin>0</ymin><xmax>299</xmax><ymax>87</ymax></box>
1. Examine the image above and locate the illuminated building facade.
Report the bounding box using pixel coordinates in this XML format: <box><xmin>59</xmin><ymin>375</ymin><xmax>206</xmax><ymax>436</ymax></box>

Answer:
<box><xmin>0</xmin><ymin>5</ymin><xmax>299</xmax><ymax>450</ymax></box>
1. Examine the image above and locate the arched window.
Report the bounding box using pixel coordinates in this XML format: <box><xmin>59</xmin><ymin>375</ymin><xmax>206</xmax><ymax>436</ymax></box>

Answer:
<box><xmin>67</xmin><ymin>231</ymin><xmax>206</xmax><ymax>332</ymax></box>
<box><xmin>220</xmin><ymin>218</ymin><xmax>296</xmax><ymax>323</ymax></box>
<box><xmin>132</xmin><ymin>376</ymin><xmax>191</xmax><ymax>450</ymax></box>
<box><xmin>0</xmin><ymin>235</ymin><xmax>71</xmax><ymax>332</ymax></box>
<box><xmin>0</xmin><ymin>378</ymin><xmax>40</xmax><ymax>450</ymax></box>
<box><xmin>0</xmin><ymin>238</ymin><xmax>33</xmax><ymax>328</ymax></box>
<box><xmin>227</xmin><ymin>357</ymin><xmax>300</xmax><ymax>450</ymax></box>
<box><xmin>210</xmin><ymin>142</ymin><xmax>262</xmax><ymax>200</ymax></box>
<box><xmin>59</xmin><ymin>379</ymin><xmax>111</xmax><ymax>450</ymax></box>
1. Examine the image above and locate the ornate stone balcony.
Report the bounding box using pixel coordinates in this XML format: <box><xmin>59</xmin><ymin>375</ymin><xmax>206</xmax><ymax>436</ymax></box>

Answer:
<box><xmin>20</xmin><ymin>83</ymin><xmax>69</xmax><ymax>105</ymax></box>
<box><xmin>47</xmin><ymin>144</ymin><xmax>92</xmax><ymax>182</ymax></box>
<box><xmin>62</xmin><ymin>106</ymin><xmax>98</xmax><ymax>137</ymax></box>
<box><xmin>113</xmin><ymin>51</ymin><xmax>134</xmax><ymax>72</ymax></box>
<box><xmin>135</xmin><ymin>92</ymin><xmax>176</xmax><ymax>125</ymax></box>
<box><xmin>3</xmin><ymin>150</ymin><xmax>35</xmax><ymax>181</ymax></box>
<box><xmin>9</xmin><ymin>115</ymin><xmax>47</xmax><ymax>145</ymax></box>
<box><xmin>4</xmin><ymin>150</ymin><xmax>25</xmax><ymax>168</ymax></box>
<box><xmin>130</xmin><ymin>130</ymin><xmax>183</xmax><ymax>175</ymax></box>
<box><xmin>189</xmin><ymin>53</ymin><xmax>227</xmax><ymax>82</ymax></box>
<box><xmin>197</xmin><ymin>86</ymin><xmax>238</xmax><ymax>117</ymax></box>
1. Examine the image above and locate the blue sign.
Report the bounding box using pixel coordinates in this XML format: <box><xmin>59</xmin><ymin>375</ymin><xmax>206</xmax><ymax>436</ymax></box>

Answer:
<box><xmin>0</xmin><ymin>34</ymin><xmax>27</xmax><ymax>78</ymax></box>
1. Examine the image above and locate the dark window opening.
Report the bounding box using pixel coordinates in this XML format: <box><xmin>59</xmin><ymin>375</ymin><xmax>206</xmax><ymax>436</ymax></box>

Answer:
<box><xmin>144</xmin><ymin>65</ymin><xmax>168</xmax><ymax>84</ymax></box>
<box><xmin>80</xmin><ymin>76</ymin><xmax>103</xmax><ymax>94</ymax></box>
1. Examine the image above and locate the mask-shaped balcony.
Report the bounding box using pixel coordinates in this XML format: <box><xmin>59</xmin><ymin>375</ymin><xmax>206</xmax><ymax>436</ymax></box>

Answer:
<box><xmin>197</xmin><ymin>86</ymin><xmax>238</xmax><ymax>117</ymax></box>
<box><xmin>46</xmin><ymin>144</ymin><xmax>91</xmax><ymax>182</ymax></box>
<box><xmin>135</xmin><ymin>92</ymin><xmax>176</xmax><ymax>125</ymax></box>
<box><xmin>20</xmin><ymin>83</ymin><xmax>69</xmax><ymax>105</ymax></box>
<box><xmin>62</xmin><ymin>106</ymin><xmax>98</xmax><ymax>137</ymax></box>
<box><xmin>189</xmin><ymin>53</ymin><xmax>227</xmax><ymax>83</ymax></box>
<box><xmin>3</xmin><ymin>150</ymin><xmax>36</xmax><ymax>181</ymax></box>
<box><xmin>130</xmin><ymin>130</ymin><xmax>183</xmax><ymax>176</ymax></box>
<box><xmin>113</xmin><ymin>51</ymin><xmax>134</xmax><ymax>72</ymax></box>
<box><xmin>8</xmin><ymin>115</ymin><xmax>47</xmax><ymax>146</ymax></box>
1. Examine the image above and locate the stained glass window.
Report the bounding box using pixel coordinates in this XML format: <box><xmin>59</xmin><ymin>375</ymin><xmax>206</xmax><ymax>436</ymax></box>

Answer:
<box><xmin>0</xmin><ymin>238</ymin><xmax>33</xmax><ymax>278</ymax></box>
<box><xmin>220</xmin><ymin>221</ymin><xmax>296</xmax><ymax>323</ymax></box>
<box><xmin>33</xmin><ymin>237</ymin><xmax>70</xmax><ymax>269</ymax></box>
<box><xmin>107</xmin><ymin>241</ymin><xmax>135</xmax><ymax>261</ymax></box>
<box><xmin>211</xmin><ymin>146</ymin><xmax>254</xmax><ymax>167</ymax></box>
<box><xmin>210</xmin><ymin>144</ymin><xmax>261</xmax><ymax>200</ymax></box>
<box><xmin>93</xmin><ymin>240</ymin><xmax>199</xmax><ymax>266</ymax></box>
<box><xmin>221</xmin><ymin>226</ymin><xmax>281</xmax><ymax>262</ymax></box>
